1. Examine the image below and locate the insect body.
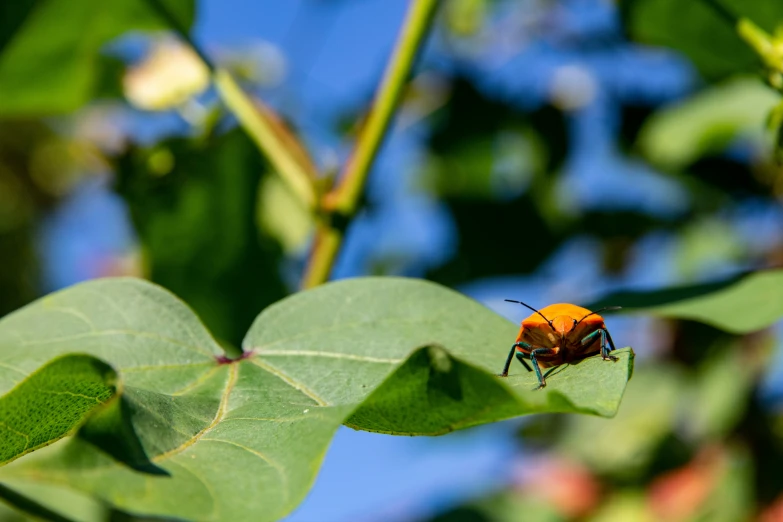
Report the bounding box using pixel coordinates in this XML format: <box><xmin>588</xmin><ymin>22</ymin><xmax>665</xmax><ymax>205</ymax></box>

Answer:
<box><xmin>499</xmin><ymin>301</ymin><xmax>620</xmax><ymax>389</ymax></box>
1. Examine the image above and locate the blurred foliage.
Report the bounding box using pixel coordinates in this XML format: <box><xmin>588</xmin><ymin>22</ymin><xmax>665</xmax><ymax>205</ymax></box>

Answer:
<box><xmin>0</xmin><ymin>122</ymin><xmax>49</xmax><ymax>317</ymax></box>
<box><xmin>621</xmin><ymin>0</ymin><xmax>783</xmax><ymax>80</ymax></box>
<box><xmin>0</xmin><ymin>0</ymin><xmax>194</xmax><ymax>116</ymax></box>
<box><xmin>115</xmin><ymin>128</ymin><xmax>287</xmax><ymax>347</ymax></box>
<box><xmin>257</xmin><ymin>173</ymin><xmax>313</xmax><ymax>254</ymax></box>
<box><xmin>423</xmin><ymin>78</ymin><xmax>570</xmax><ymax>285</ymax></box>
<box><xmin>422</xmin><ymin>77</ymin><xmax>566</xmax><ymax>198</ymax></box>
<box><xmin>0</xmin><ymin>119</ymin><xmax>106</xmax><ymax>317</ymax></box>
<box><xmin>637</xmin><ymin>77</ymin><xmax>779</xmax><ymax>171</ymax></box>
<box><xmin>421</xmin><ymin>72</ymin><xmax>780</xmax><ymax>286</ymax></box>
<box><xmin>122</xmin><ymin>38</ymin><xmax>209</xmax><ymax>112</ymax></box>
<box><xmin>591</xmin><ymin>269</ymin><xmax>783</xmax><ymax>333</ymax></box>
<box><xmin>623</xmin><ymin>0</ymin><xmax>783</xmax><ymax>162</ymax></box>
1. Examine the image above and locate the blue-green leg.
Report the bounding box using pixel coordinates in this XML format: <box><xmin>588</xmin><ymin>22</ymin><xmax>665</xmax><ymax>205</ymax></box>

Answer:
<box><xmin>515</xmin><ymin>352</ymin><xmax>532</xmax><ymax>372</ymax></box>
<box><xmin>530</xmin><ymin>348</ymin><xmax>557</xmax><ymax>389</ymax></box>
<box><xmin>581</xmin><ymin>329</ymin><xmax>618</xmax><ymax>362</ymax></box>
<box><xmin>605</xmin><ymin>329</ymin><xmax>617</xmax><ymax>352</ymax></box>
<box><xmin>499</xmin><ymin>342</ymin><xmax>534</xmax><ymax>376</ymax></box>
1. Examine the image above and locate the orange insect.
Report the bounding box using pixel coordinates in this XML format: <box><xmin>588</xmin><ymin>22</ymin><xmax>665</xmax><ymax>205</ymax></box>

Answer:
<box><xmin>499</xmin><ymin>300</ymin><xmax>620</xmax><ymax>389</ymax></box>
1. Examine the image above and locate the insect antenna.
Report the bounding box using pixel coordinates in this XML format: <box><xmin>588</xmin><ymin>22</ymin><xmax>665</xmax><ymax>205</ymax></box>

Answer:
<box><xmin>505</xmin><ymin>299</ymin><xmax>556</xmax><ymax>331</ymax></box>
<box><xmin>575</xmin><ymin>306</ymin><xmax>622</xmax><ymax>325</ymax></box>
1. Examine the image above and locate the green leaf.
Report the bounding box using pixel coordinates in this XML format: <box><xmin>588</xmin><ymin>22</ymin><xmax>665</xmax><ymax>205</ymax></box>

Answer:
<box><xmin>345</xmin><ymin>345</ymin><xmax>633</xmax><ymax>436</ymax></box>
<box><xmin>0</xmin><ymin>0</ymin><xmax>195</xmax><ymax>116</ymax></box>
<box><xmin>0</xmin><ymin>277</ymin><xmax>633</xmax><ymax>521</ymax></box>
<box><xmin>591</xmin><ymin>269</ymin><xmax>783</xmax><ymax>333</ymax></box>
<box><xmin>637</xmin><ymin>77</ymin><xmax>780</xmax><ymax>171</ymax></box>
<box><xmin>0</xmin><ymin>354</ymin><xmax>116</xmax><ymax>466</ymax></box>
<box><xmin>621</xmin><ymin>0</ymin><xmax>783</xmax><ymax>80</ymax></box>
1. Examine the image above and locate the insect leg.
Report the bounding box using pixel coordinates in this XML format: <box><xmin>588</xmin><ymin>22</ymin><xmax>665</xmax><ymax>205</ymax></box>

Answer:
<box><xmin>500</xmin><ymin>342</ymin><xmax>534</xmax><ymax>376</ymax></box>
<box><xmin>599</xmin><ymin>329</ymin><xmax>618</xmax><ymax>361</ymax></box>
<box><xmin>580</xmin><ymin>329</ymin><xmax>617</xmax><ymax>362</ymax></box>
<box><xmin>515</xmin><ymin>351</ymin><xmax>533</xmax><ymax>372</ymax></box>
<box><xmin>530</xmin><ymin>348</ymin><xmax>557</xmax><ymax>390</ymax></box>
<box><xmin>580</xmin><ymin>329</ymin><xmax>600</xmax><ymax>346</ymax></box>
<box><xmin>605</xmin><ymin>329</ymin><xmax>617</xmax><ymax>352</ymax></box>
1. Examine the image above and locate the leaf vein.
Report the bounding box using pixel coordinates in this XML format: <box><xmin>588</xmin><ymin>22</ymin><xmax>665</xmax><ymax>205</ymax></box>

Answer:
<box><xmin>248</xmin><ymin>358</ymin><xmax>329</xmax><ymax>406</ymax></box>
<box><xmin>152</xmin><ymin>364</ymin><xmax>239</xmax><ymax>462</ymax></box>
<box><xmin>221</xmin><ymin>413</ymin><xmax>326</xmax><ymax>424</ymax></box>
<box><xmin>19</xmin><ymin>330</ymin><xmax>213</xmax><ymax>358</ymax></box>
<box><xmin>40</xmin><ymin>305</ymin><xmax>97</xmax><ymax>331</ymax></box>
<box><xmin>77</xmin><ymin>286</ymin><xmax>133</xmax><ymax>326</ymax></box>
<box><xmin>200</xmin><ymin>437</ymin><xmax>289</xmax><ymax>510</ymax></box>
<box><xmin>253</xmin><ymin>349</ymin><xmax>401</xmax><ymax>364</ymax></box>
<box><xmin>37</xmin><ymin>389</ymin><xmax>106</xmax><ymax>403</ymax></box>
<box><xmin>167</xmin><ymin>459</ymin><xmax>221</xmax><ymax>520</ymax></box>
<box><xmin>249</xmin><ymin>317</ymin><xmax>439</xmax><ymax>352</ymax></box>
<box><xmin>170</xmin><ymin>365</ymin><xmax>222</xmax><ymax>396</ymax></box>
<box><xmin>0</xmin><ymin>421</ymin><xmax>31</xmax><ymax>447</ymax></box>
<box><xmin>120</xmin><ymin>361</ymin><xmax>214</xmax><ymax>373</ymax></box>
<box><xmin>0</xmin><ymin>362</ymin><xmax>28</xmax><ymax>377</ymax></box>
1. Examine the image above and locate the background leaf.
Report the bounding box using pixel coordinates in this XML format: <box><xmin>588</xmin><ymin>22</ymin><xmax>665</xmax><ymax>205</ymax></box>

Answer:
<box><xmin>590</xmin><ymin>268</ymin><xmax>783</xmax><ymax>333</ymax></box>
<box><xmin>0</xmin><ymin>277</ymin><xmax>633</xmax><ymax>521</ymax></box>
<box><xmin>0</xmin><ymin>0</ymin><xmax>194</xmax><ymax>116</ymax></box>
<box><xmin>115</xmin><ymin>128</ymin><xmax>287</xmax><ymax>347</ymax></box>
<box><xmin>621</xmin><ymin>0</ymin><xmax>783</xmax><ymax>79</ymax></box>
<box><xmin>636</xmin><ymin>77</ymin><xmax>779</xmax><ymax>171</ymax></box>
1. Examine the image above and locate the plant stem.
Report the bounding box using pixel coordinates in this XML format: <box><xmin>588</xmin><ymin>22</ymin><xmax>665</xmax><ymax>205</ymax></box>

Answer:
<box><xmin>147</xmin><ymin>0</ymin><xmax>440</xmax><ymax>287</ymax></box>
<box><xmin>328</xmin><ymin>0</ymin><xmax>440</xmax><ymax>215</ymax></box>
<box><xmin>301</xmin><ymin>223</ymin><xmax>342</xmax><ymax>289</ymax></box>
<box><xmin>214</xmin><ymin>71</ymin><xmax>318</xmax><ymax>208</ymax></box>
<box><xmin>301</xmin><ymin>0</ymin><xmax>441</xmax><ymax>288</ymax></box>
<box><xmin>144</xmin><ymin>0</ymin><xmax>318</xmax><ymax>210</ymax></box>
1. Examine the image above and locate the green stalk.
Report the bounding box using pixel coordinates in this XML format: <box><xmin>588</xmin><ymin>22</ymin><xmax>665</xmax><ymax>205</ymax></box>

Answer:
<box><xmin>144</xmin><ymin>0</ymin><xmax>317</xmax><ymax>209</ymax></box>
<box><xmin>737</xmin><ymin>19</ymin><xmax>781</xmax><ymax>71</ymax></box>
<box><xmin>146</xmin><ymin>0</ymin><xmax>440</xmax><ymax>287</ymax></box>
<box><xmin>301</xmin><ymin>223</ymin><xmax>342</xmax><ymax>290</ymax></box>
<box><xmin>329</xmin><ymin>0</ymin><xmax>440</xmax><ymax>215</ymax></box>
<box><xmin>302</xmin><ymin>0</ymin><xmax>441</xmax><ymax>288</ymax></box>
<box><xmin>214</xmin><ymin>71</ymin><xmax>317</xmax><ymax>208</ymax></box>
